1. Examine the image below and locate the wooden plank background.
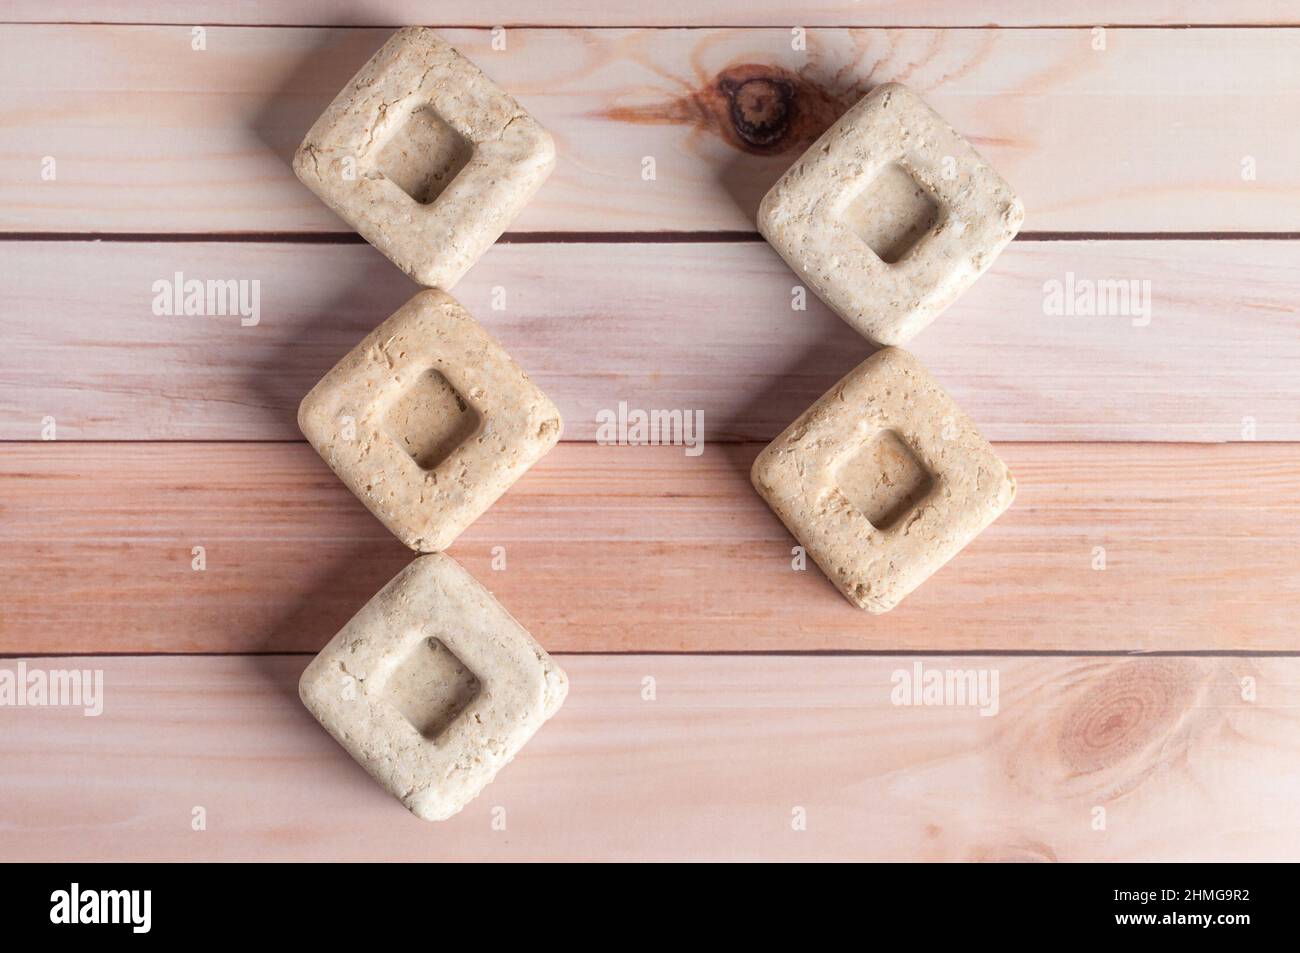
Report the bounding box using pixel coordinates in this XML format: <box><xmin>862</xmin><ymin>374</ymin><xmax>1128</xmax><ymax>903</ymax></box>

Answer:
<box><xmin>2</xmin><ymin>7</ymin><xmax>1298</xmax><ymax>860</ymax></box>
<box><xmin>3</xmin><ymin>442</ymin><xmax>1298</xmax><ymax>654</ymax></box>
<box><xmin>5</xmin><ymin>655</ymin><xmax>1299</xmax><ymax>862</ymax></box>
<box><xmin>2</xmin><ymin>26</ymin><xmax>1299</xmax><ymax>233</ymax></box>
<box><xmin>2</xmin><ymin>240</ymin><xmax>1297</xmax><ymax>443</ymax></box>
<box><xmin>6</xmin><ymin>2</ymin><xmax>1300</xmax><ymax>28</ymax></box>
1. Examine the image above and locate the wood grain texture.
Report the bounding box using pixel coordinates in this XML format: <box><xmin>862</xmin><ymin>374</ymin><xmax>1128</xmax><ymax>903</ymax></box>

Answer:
<box><xmin>2</xmin><ymin>441</ymin><xmax>1296</xmax><ymax>654</ymax></box>
<box><xmin>3</xmin><ymin>9</ymin><xmax>1298</xmax><ymax>866</ymax></box>
<box><xmin>6</xmin><ymin>1</ymin><xmax>1297</xmax><ymax>27</ymax></box>
<box><xmin>3</xmin><ymin>26</ymin><xmax>1298</xmax><ymax>233</ymax></box>
<box><xmin>4</xmin><ymin>239</ymin><xmax>1297</xmax><ymax>443</ymax></box>
<box><xmin>4</xmin><ymin>654</ymin><xmax>1298</xmax><ymax>861</ymax></box>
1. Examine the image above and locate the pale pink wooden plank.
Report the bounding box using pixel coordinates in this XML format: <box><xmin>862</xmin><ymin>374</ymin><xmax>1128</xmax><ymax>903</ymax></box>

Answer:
<box><xmin>1</xmin><ymin>26</ymin><xmax>1297</xmax><ymax>232</ymax></box>
<box><xmin>1</xmin><ymin>442</ymin><xmax>1296</xmax><ymax>654</ymax></box>
<box><xmin>2</xmin><ymin>239</ymin><xmax>1296</xmax><ymax>442</ymax></box>
<box><xmin>3</xmin><ymin>654</ymin><xmax>1297</xmax><ymax>861</ymax></box>
<box><xmin>3</xmin><ymin>1</ymin><xmax>1295</xmax><ymax>27</ymax></box>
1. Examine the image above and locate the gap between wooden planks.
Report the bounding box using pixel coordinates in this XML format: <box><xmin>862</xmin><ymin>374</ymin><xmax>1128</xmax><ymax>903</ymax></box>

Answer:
<box><xmin>5</xmin><ymin>1</ymin><xmax>1298</xmax><ymax>28</ymax></box>
<box><xmin>2</xmin><ymin>239</ymin><xmax>1297</xmax><ymax>443</ymax></box>
<box><xmin>1</xmin><ymin>442</ymin><xmax>1296</xmax><ymax>654</ymax></box>
<box><xmin>3</xmin><ymin>654</ymin><xmax>1299</xmax><ymax>861</ymax></box>
<box><xmin>2</xmin><ymin>26</ymin><xmax>1298</xmax><ymax>232</ymax></box>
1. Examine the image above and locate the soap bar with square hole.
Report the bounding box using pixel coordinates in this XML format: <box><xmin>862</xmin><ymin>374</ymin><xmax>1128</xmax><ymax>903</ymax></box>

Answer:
<box><xmin>757</xmin><ymin>83</ymin><xmax>1023</xmax><ymax>346</ymax></box>
<box><xmin>298</xmin><ymin>288</ymin><xmax>562</xmax><ymax>552</ymax></box>
<box><xmin>299</xmin><ymin>554</ymin><xmax>568</xmax><ymax>821</ymax></box>
<box><xmin>293</xmin><ymin>27</ymin><xmax>555</xmax><ymax>289</ymax></box>
<box><xmin>751</xmin><ymin>347</ymin><xmax>1015</xmax><ymax>613</ymax></box>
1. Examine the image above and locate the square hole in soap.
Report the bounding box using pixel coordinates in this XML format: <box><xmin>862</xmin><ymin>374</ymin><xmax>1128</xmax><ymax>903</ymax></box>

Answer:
<box><xmin>377</xmin><ymin>107</ymin><xmax>474</xmax><ymax>205</ymax></box>
<box><xmin>835</xmin><ymin>429</ymin><xmax>935</xmax><ymax>530</ymax></box>
<box><xmin>384</xmin><ymin>637</ymin><xmax>482</xmax><ymax>741</ymax></box>
<box><xmin>386</xmin><ymin>369</ymin><xmax>482</xmax><ymax>471</ymax></box>
<box><xmin>845</xmin><ymin>162</ymin><xmax>941</xmax><ymax>264</ymax></box>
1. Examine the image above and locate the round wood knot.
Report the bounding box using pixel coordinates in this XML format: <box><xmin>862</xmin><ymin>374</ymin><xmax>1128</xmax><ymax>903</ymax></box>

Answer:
<box><xmin>707</xmin><ymin>64</ymin><xmax>849</xmax><ymax>156</ymax></box>
<box><xmin>598</xmin><ymin>63</ymin><xmax>855</xmax><ymax>158</ymax></box>
<box><xmin>1057</xmin><ymin>659</ymin><xmax>1199</xmax><ymax>775</ymax></box>
<box><xmin>717</xmin><ymin>70</ymin><xmax>797</xmax><ymax>150</ymax></box>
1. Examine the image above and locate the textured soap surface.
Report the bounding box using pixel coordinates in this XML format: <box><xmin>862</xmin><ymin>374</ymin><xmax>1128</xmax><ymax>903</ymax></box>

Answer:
<box><xmin>299</xmin><ymin>554</ymin><xmax>569</xmax><ymax>822</ymax></box>
<box><xmin>758</xmin><ymin>82</ymin><xmax>1023</xmax><ymax>347</ymax></box>
<box><xmin>293</xmin><ymin>26</ymin><xmax>555</xmax><ymax>289</ymax></box>
<box><xmin>298</xmin><ymin>288</ymin><xmax>562</xmax><ymax>552</ymax></box>
<box><xmin>751</xmin><ymin>347</ymin><xmax>1015</xmax><ymax>613</ymax></box>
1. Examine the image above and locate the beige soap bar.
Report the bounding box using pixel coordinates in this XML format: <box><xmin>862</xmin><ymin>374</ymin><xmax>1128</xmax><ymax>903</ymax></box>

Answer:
<box><xmin>300</xmin><ymin>554</ymin><xmax>568</xmax><ymax>821</ymax></box>
<box><xmin>758</xmin><ymin>83</ymin><xmax>1023</xmax><ymax>347</ymax></box>
<box><xmin>298</xmin><ymin>288</ymin><xmax>562</xmax><ymax>552</ymax></box>
<box><xmin>752</xmin><ymin>348</ymin><xmax>1015</xmax><ymax>613</ymax></box>
<box><xmin>294</xmin><ymin>26</ymin><xmax>555</xmax><ymax>289</ymax></box>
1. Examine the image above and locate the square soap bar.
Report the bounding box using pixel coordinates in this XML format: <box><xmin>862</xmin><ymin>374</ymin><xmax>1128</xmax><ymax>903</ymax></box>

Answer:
<box><xmin>300</xmin><ymin>554</ymin><xmax>569</xmax><ymax>821</ymax></box>
<box><xmin>758</xmin><ymin>83</ymin><xmax>1023</xmax><ymax>347</ymax></box>
<box><xmin>298</xmin><ymin>288</ymin><xmax>562</xmax><ymax>552</ymax></box>
<box><xmin>751</xmin><ymin>348</ymin><xmax>1015</xmax><ymax>613</ymax></box>
<box><xmin>293</xmin><ymin>27</ymin><xmax>555</xmax><ymax>289</ymax></box>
